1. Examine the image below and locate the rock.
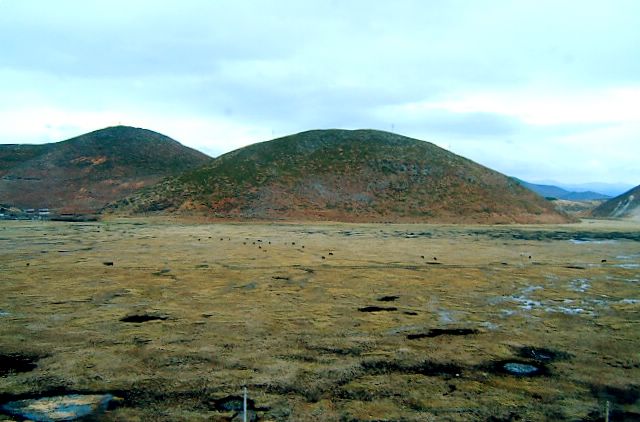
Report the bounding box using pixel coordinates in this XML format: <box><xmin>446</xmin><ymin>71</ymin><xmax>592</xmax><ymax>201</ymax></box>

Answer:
<box><xmin>1</xmin><ymin>394</ymin><xmax>116</xmax><ymax>421</ymax></box>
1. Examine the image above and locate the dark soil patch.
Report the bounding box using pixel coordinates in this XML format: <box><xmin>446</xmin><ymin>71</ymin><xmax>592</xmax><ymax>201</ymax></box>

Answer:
<box><xmin>358</xmin><ymin>306</ymin><xmax>397</xmax><ymax>312</ymax></box>
<box><xmin>407</xmin><ymin>328</ymin><xmax>479</xmax><ymax>339</ymax></box>
<box><xmin>0</xmin><ymin>353</ymin><xmax>39</xmax><ymax>376</ymax></box>
<box><xmin>304</xmin><ymin>344</ymin><xmax>366</xmax><ymax>357</ymax></box>
<box><xmin>485</xmin><ymin>360</ymin><xmax>549</xmax><ymax>377</ymax></box>
<box><xmin>103</xmin><ymin>261</ymin><xmax>114</xmax><ymax>266</ymax></box>
<box><xmin>361</xmin><ymin>359</ymin><xmax>462</xmax><ymax>377</ymax></box>
<box><xmin>377</xmin><ymin>295</ymin><xmax>399</xmax><ymax>302</ymax></box>
<box><xmin>589</xmin><ymin>384</ymin><xmax>640</xmax><ymax>405</ymax></box>
<box><xmin>120</xmin><ymin>314</ymin><xmax>168</xmax><ymax>323</ymax></box>
<box><xmin>152</xmin><ymin>268</ymin><xmax>171</xmax><ymax>276</ymax></box>
<box><xmin>585</xmin><ymin>409</ymin><xmax>640</xmax><ymax>422</ymax></box>
<box><xmin>487</xmin><ymin>411</ymin><xmax>522</xmax><ymax>422</ymax></box>
<box><xmin>210</xmin><ymin>395</ymin><xmax>255</xmax><ymax>412</ymax></box>
<box><xmin>516</xmin><ymin>346</ymin><xmax>571</xmax><ymax>362</ymax></box>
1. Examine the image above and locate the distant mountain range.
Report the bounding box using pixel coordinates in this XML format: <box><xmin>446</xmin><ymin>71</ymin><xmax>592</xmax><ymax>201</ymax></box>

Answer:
<box><xmin>524</xmin><ymin>180</ymin><xmax>633</xmax><ymax>197</ymax></box>
<box><xmin>106</xmin><ymin>129</ymin><xmax>571</xmax><ymax>223</ymax></box>
<box><xmin>0</xmin><ymin>126</ymin><xmax>211</xmax><ymax>212</ymax></box>
<box><xmin>513</xmin><ymin>179</ymin><xmax>611</xmax><ymax>201</ymax></box>
<box><xmin>591</xmin><ymin>185</ymin><xmax>640</xmax><ymax>220</ymax></box>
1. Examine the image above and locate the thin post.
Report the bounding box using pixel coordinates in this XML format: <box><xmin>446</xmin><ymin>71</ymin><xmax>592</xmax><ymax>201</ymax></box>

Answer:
<box><xmin>243</xmin><ymin>386</ymin><xmax>247</xmax><ymax>422</ymax></box>
<box><xmin>605</xmin><ymin>400</ymin><xmax>610</xmax><ymax>422</ymax></box>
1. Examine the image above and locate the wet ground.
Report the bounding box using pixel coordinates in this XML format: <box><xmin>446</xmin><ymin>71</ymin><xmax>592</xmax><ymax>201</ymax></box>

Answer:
<box><xmin>0</xmin><ymin>218</ymin><xmax>638</xmax><ymax>421</ymax></box>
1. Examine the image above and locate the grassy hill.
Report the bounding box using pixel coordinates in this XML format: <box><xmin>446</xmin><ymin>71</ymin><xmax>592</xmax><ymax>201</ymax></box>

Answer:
<box><xmin>0</xmin><ymin>126</ymin><xmax>211</xmax><ymax>212</ymax></box>
<box><xmin>591</xmin><ymin>185</ymin><xmax>640</xmax><ymax>220</ymax></box>
<box><xmin>108</xmin><ymin>129</ymin><xmax>571</xmax><ymax>223</ymax></box>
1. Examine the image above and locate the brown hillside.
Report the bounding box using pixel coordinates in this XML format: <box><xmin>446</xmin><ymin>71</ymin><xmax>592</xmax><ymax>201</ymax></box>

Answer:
<box><xmin>108</xmin><ymin>129</ymin><xmax>571</xmax><ymax>223</ymax></box>
<box><xmin>0</xmin><ymin>126</ymin><xmax>211</xmax><ymax>212</ymax></box>
<box><xmin>591</xmin><ymin>185</ymin><xmax>640</xmax><ymax>220</ymax></box>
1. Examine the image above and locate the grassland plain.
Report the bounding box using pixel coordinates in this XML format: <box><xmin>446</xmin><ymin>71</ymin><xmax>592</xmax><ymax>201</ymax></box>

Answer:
<box><xmin>0</xmin><ymin>218</ymin><xmax>639</xmax><ymax>421</ymax></box>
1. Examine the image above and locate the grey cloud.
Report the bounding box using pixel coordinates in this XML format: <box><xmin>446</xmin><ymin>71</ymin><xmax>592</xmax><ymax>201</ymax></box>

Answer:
<box><xmin>0</xmin><ymin>0</ymin><xmax>638</xmax><ymax>184</ymax></box>
<box><xmin>386</xmin><ymin>111</ymin><xmax>519</xmax><ymax>139</ymax></box>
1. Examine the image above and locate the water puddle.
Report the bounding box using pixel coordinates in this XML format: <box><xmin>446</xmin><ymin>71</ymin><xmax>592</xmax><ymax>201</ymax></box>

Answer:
<box><xmin>503</xmin><ymin>362</ymin><xmax>540</xmax><ymax>375</ymax></box>
<box><xmin>1</xmin><ymin>394</ymin><xmax>117</xmax><ymax>421</ymax></box>
<box><xmin>487</xmin><ymin>360</ymin><xmax>548</xmax><ymax>377</ymax></box>
<box><xmin>569</xmin><ymin>239</ymin><xmax>617</xmax><ymax>245</ymax></box>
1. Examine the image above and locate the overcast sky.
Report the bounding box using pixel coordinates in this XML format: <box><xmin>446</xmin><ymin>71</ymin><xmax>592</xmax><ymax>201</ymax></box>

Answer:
<box><xmin>1</xmin><ymin>1</ymin><xmax>638</xmax><ymax>188</ymax></box>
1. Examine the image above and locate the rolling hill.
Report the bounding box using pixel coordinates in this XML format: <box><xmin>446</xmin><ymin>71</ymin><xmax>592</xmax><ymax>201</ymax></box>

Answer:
<box><xmin>591</xmin><ymin>185</ymin><xmax>640</xmax><ymax>220</ymax></box>
<box><xmin>107</xmin><ymin>129</ymin><xmax>572</xmax><ymax>223</ymax></box>
<box><xmin>0</xmin><ymin>126</ymin><xmax>211</xmax><ymax>212</ymax></box>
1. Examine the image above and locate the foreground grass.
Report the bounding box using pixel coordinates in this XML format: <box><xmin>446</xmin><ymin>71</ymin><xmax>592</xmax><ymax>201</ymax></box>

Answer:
<box><xmin>0</xmin><ymin>219</ymin><xmax>639</xmax><ymax>421</ymax></box>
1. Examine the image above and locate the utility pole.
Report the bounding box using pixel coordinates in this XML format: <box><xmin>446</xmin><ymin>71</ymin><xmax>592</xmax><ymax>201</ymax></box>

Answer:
<box><xmin>243</xmin><ymin>386</ymin><xmax>247</xmax><ymax>422</ymax></box>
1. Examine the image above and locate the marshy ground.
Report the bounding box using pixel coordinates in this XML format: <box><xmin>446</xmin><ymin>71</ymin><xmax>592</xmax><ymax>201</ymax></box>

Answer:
<box><xmin>0</xmin><ymin>218</ymin><xmax>638</xmax><ymax>421</ymax></box>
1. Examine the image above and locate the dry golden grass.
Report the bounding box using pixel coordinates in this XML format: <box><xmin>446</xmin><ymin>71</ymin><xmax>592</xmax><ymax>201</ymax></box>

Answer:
<box><xmin>0</xmin><ymin>218</ymin><xmax>638</xmax><ymax>421</ymax></box>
